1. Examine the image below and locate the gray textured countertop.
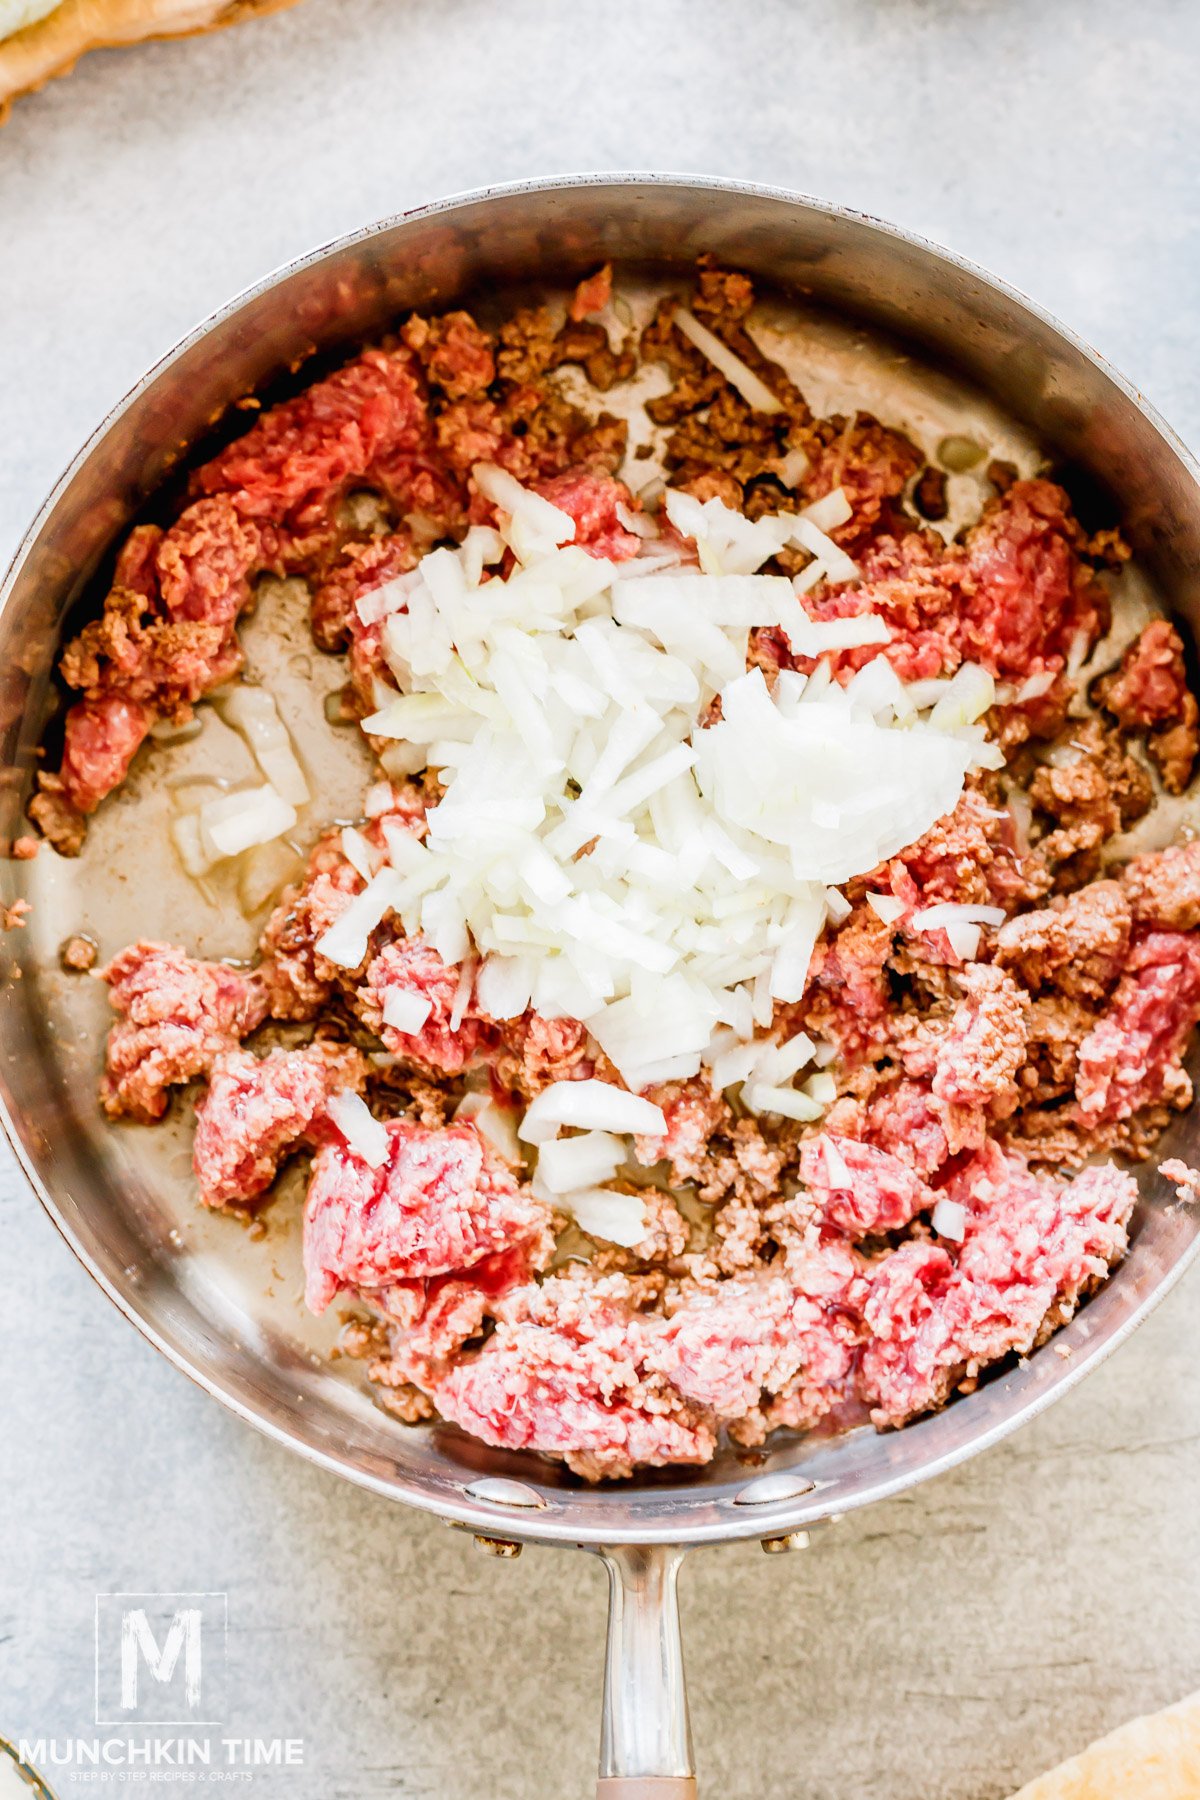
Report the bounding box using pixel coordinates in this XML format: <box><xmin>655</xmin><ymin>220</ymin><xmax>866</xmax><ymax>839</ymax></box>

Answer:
<box><xmin>3</xmin><ymin>3</ymin><xmax>1200</xmax><ymax>1796</ymax></box>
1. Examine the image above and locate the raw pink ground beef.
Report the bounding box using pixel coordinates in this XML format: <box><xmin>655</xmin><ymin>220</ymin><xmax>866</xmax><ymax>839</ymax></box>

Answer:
<box><xmin>193</xmin><ymin>1041</ymin><xmax>368</xmax><ymax>1208</ymax></box>
<box><xmin>101</xmin><ymin>943</ymin><xmax>268</xmax><ymax>1122</ymax></box>
<box><xmin>302</xmin><ymin>1119</ymin><xmax>552</xmax><ymax>1314</ymax></box>
<box><xmin>357</xmin><ymin>937</ymin><xmax>497</xmax><ymax>1073</ymax></box>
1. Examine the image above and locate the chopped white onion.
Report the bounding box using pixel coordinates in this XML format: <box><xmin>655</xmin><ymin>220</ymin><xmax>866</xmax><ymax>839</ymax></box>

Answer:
<box><xmin>931</xmin><ymin>1197</ymin><xmax>967</xmax><ymax>1242</ymax></box>
<box><xmin>198</xmin><ymin>784</ymin><xmax>297</xmax><ymax>861</ymax></box>
<box><xmin>672</xmin><ymin>307</ymin><xmax>784</xmax><ymax>415</ymax></box>
<box><xmin>866</xmin><ymin>891</ymin><xmax>907</xmax><ymax>925</ymax></box>
<box><xmin>518</xmin><ymin>1080</ymin><xmax>667</xmax><ymax>1145</ymax></box>
<box><xmin>328</xmin><ymin>1090</ymin><xmax>389</xmax><ymax>1169</ymax></box>
<box><xmin>345</xmin><ymin>473</ymin><xmax>999</xmax><ymax>1100</ymax></box>
<box><xmin>565</xmin><ymin>1187</ymin><xmax>649</xmax><ymax>1248</ymax></box>
<box><xmin>535</xmin><ymin>1130</ymin><xmax>625</xmax><ymax>1194</ymax></box>
<box><xmin>382</xmin><ymin>989</ymin><xmax>433</xmax><ymax>1036</ymax></box>
<box><xmin>217</xmin><ymin>687</ymin><xmax>310</xmax><ymax>806</ymax></box>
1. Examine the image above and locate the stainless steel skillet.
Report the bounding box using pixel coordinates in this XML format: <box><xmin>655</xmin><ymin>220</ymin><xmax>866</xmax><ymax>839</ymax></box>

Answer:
<box><xmin>4</xmin><ymin>174</ymin><xmax>1200</xmax><ymax>1798</ymax></box>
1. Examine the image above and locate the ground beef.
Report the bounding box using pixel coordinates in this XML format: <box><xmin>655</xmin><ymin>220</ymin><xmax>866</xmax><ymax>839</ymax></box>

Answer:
<box><xmin>401</xmin><ymin>312</ymin><xmax>495</xmax><ymax>400</ymax></box>
<box><xmin>193</xmin><ymin>1040</ymin><xmax>369</xmax><ymax>1208</ymax></box>
<box><xmin>303</xmin><ymin>1118</ymin><xmax>551</xmax><ymax>1314</ymax></box>
<box><xmin>859</xmin><ymin>1143</ymin><xmax>1135</xmax><ymax>1426</ymax></box>
<box><xmin>495</xmin><ymin>1012</ymin><xmax>594</xmax><ymax>1095</ymax></box>
<box><xmin>356</xmin><ymin>937</ymin><xmax>497</xmax><ymax>1074</ymax></box>
<box><xmin>101</xmin><ymin>943</ymin><xmax>268</xmax><ymax>1122</ymax></box>
<box><xmin>534</xmin><ymin>470</ymin><xmax>642</xmax><ymax>560</ymax></box>
<box><xmin>258</xmin><ymin>835</ymin><xmax>364</xmax><ymax>1019</ymax></box>
<box><xmin>1095</xmin><ymin>619</ymin><xmax>1200</xmax><ymax>793</ymax></box>
<box><xmin>634</xmin><ymin>1080</ymin><xmax>732</xmax><ymax>1183</ymax></box>
<box><xmin>997</xmin><ymin>880</ymin><xmax>1132</xmax><ymax>1003</ymax></box>
<box><xmin>1075</xmin><ymin>928</ymin><xmax>1200</xmax><ymax>1124</ymax></box>
<box><xmin>309</xmin><ymin>530</ymin><xmax>418</xmax><ymax>651</ymax></box>
<box><xmin>431</xmin><ymin>1273</ymin><xmax>717</xmax><ymax>1481</ymax></box>
<box><xmin>798</xmin><ymin>1133</ymin><xmax>934</xmax><ymax>1236</ymax></box>
<box><xmin>801</xmin><ymin>418</ymin><xmax>923</xmax><ymax>550</ymax></box>
<box><xmin>1121</xmin><ymin>838</ymin><xmax>1200</xmax><ymax>931</ymax></box>
<box><xmin>931</xmin><ymin>965</ymin><xmax>1030</xmax><ymax>1117</ymax></box>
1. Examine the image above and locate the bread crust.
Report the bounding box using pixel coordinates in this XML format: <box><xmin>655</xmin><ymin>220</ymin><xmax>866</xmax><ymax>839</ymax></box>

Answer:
<box><xmin>0</xmin><ymin>0</ymin><xmax>300</xmax><ymax>118</ymax></box>
<box><xmin>1009</xmin><ymin>1691</ymin><xmax>1200</xmax><ymax>1799</ymax></box>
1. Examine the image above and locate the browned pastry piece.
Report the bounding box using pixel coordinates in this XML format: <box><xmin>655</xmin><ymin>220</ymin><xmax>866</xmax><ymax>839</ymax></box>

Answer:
<box><xmin>1007</xmin><ymin>1690</ymin><xmax>1200</xmax><ymax>1798</ymax></box>
<box><xmin>0</xmin><ymin>0</ymin><xmax>301</xmax><ymax>120</ymax></box>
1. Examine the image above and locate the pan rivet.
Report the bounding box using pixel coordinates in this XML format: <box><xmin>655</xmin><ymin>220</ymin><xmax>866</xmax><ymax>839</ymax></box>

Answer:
<box><xmin>473</xmin><ymin>1534</ymin><xmax>523</xmax><ymax>1558</ymax></box>
<box><xmin>761</xmin><ymin>1531</ymin><xmax>811</xmax><ymax>1554</ymax></box>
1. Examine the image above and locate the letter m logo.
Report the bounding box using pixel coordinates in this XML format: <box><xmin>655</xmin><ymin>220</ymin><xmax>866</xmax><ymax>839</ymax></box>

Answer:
<box><xmin>121</xmin><ymin>1607</ymin><xmax>202</xmax><ymax>1708</ymax></box>
<box><xmin>95</xmin><ymin>1593</ymin><xmax>227</xmax><ymax>1725</ymax></box>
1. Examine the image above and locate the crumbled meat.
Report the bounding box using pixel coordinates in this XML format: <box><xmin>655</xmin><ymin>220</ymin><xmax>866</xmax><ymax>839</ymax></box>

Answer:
<box><xmin>859</xmin><ymin>1142</ymin><xmax>1135</xmax><ymax>1426</ymax></box>
<box><xmin>193</xmin><ymin>1040</ymin><xmax>368</xmax><ymax>1208</ymax></box>
<box><xmin>931</xmin><ymin>964</ymin><xmax>1029</xmax><ymax>1117</ymax></box>
<box><xmin>497</xmin><ymin>1011</ymin><xmax>593</xmax><ymax>1095</ymax></box>
<box><xmin>101</xmin><ymin>943</ymin><xmax>268</xmax><ymax>1122</ymax></box>
<box><xmin>1159</xmin><ymin>1158</ymin><xmax>1200</xmax><ymax>1203</ymax></box>
<box><xmin>357</xmin><ymin>937</ymin><xmax>497</xmax><ymax>1074</ymax></box>
<box><xmin>60</xmin><ymin>934</ymin><xmax>97</xmax><ymax>971</ymax></box>
<box><xmin>401</xmin><ymin>312</ymin><xmax>495</xmax><ymax>400</ymax></box>
<box><xmin>11</xmin><ymin>836</ymin><xmax>38</xmax><ymax>861</ymax></box>
<box><xmin>1095</xmin><ymin>619</ymin><xmax>1199</xmax><ymax>793</ymax></box>
<box><xmin>634</xmin><ymin>1080</ymin><xmax>732</xmax><ymax>1183</ymax></box>
<box><xmin>1075</xmin><ymin>928</ymin><xmax>1200</xmax><ymax>1124</ymax></box>
<box><xmin>257</xmin><ymin>834</ymin><xmax>363</xmax><ymax>1019</ymax></box>
<box><xmin>801</xmin><ymin>418</ymin><xmax>922</xmax><ymax>549</ymax></box>
<box><xmin>533</xmin><ymin>470</ymin><xmax>642</xmax><ymax>561</ymax></box>
<box><xmin>997</xmin><ymin>880</ymin><xmax>1131</xmax><ymax>1003</ymax></box>
<box><xmin>569</xmin><ymin>264</ymin><xmax>613</xmax><ymax>322</ymax></box>
<box><xmin>303</xmin><ymin>1117</ymin><xmax>552</xmax><ymax>1315</ymax></box>
<box><xmin>432</xmin><ymin>1273</ymin><xmax>716</xmax><ymax>1480</ymax></box>
<box><xmin>799</xmin><ymin>1133</ymin><xmax>934</xmax><ymax>1236</ymax></box>
<box><xmin>1122</xmin><ymin>838</ymin><xmax>1200</xmax><ymax>931</ymax></box>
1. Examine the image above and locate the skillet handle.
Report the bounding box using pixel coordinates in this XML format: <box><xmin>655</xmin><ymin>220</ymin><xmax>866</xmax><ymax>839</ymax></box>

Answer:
<box><xmin>595</xmin><ymin>1543</ymin><xmax>696</xmax><ymax>1799</ymax></box>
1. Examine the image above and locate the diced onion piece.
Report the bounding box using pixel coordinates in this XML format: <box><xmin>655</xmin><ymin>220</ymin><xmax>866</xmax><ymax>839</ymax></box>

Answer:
<box><xmin>566</xmin><ymin>1187</ymin><xmax>649</xmax><ymax>1248</ymax></box>
<box><xmin>453</xmin><ymin>1092</ymin><xmax>522</xmax><ymax>1164</ymax></box>
<box><xmin>1014</xmin><ymin>669</ymin><xmax>1057</xmax><ymax>703</ymax></box>
<box><xmin>340</xmin><ymin>826</ymin><xmax>377</xmax><ymax>883</ymax></box>
<box><xmin>672</xmin><ymin>307</ymin><xmax>783</xmax><ymax>415</ymax></box>
<box><xmin>473</xmin><ymin>462</ymin><xmax>577</xmax><ymax>545</ymax></box>
<box><xmin>946</xmin><ymin>920</ymin><xmax>981</xmax><ymax>961</ymax></box>
<box><xmin>929</xmin><ymin>663</ymin><xmax>996</xmax><ymax>730</ymax></box>
<box><xmin>449</xmin><ymin>958</ymin><xmax>476</xmax><ymax>1032</ymax></box>
<box><xmin>742</xmin><ymin>1081</ymin><xmax>824</xmax><ymax>1122</ymax></box>
<box><xmin>803</xmin><ymin>1070</ymin><xmax>837</xmax><ymax>1105</ymax></box>
<box><xmin>536</xmin><ymin>1130</ymin><xmax>625</xmax><ymax>1194</ymax></box>
<box><xmin>315</xmin><ymin>869</ymin><xmax>401</xmax><ymax>969</ymax></box>
<box><xmin>518</xmin><ymin>1080</ymin><xmax>667</xmax><ymax>1145</ymax></box>
<box><xmin>475</xmin><ymin>955</ymin><xmax>534</xmax><ymax>1021</ymax></box>
<box><xmin>789</xmin><ymin>516</ymin><xmax>860</xmax><ymax>586</ymax></box>
<box><xmin>819</xmin><ymin>1134</ymin><xmax>852</xmax><ymax>1188</ymax></box>
<box><xmin>382</xmin><ymin>989</ymin><xmax>433</xmax><ymax>1035</ymax></box>
<box><xmin>198</xmin><ymin>784</ymin><xmax>297</xmax><ymax>860</ymax></box>
<box><xmin>218</xmin><ymin>687</ymin><xmax>310</xmax><ymax>806</ymax></box>
<box><xmin>931</xmin><ymin>1197</ymin><xmax>967</xmax><ymax>1242</ymax></box>
<box><xmin>866</xmin><ymin>891</ymin><xmax>907</xmax><ymax>925</ymax></box>
<box><xmin>171</xmin><ymin>813</ymin><xmax>216</xmax><ymax>878</ymax></box>
<box><xmin>910</xmin><ymin>902</ymin><xmax>1006</xmax><ymax>930</ymax></box>
<box><xmin>800</xmin><ymin>487</ymin><xmax>853</xmax><ymax>533</ymax></box>
<box><xmin>328</xmin><ymin>1090</ymin><xmax>389</xmax><ymax>1169</ymax></box>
